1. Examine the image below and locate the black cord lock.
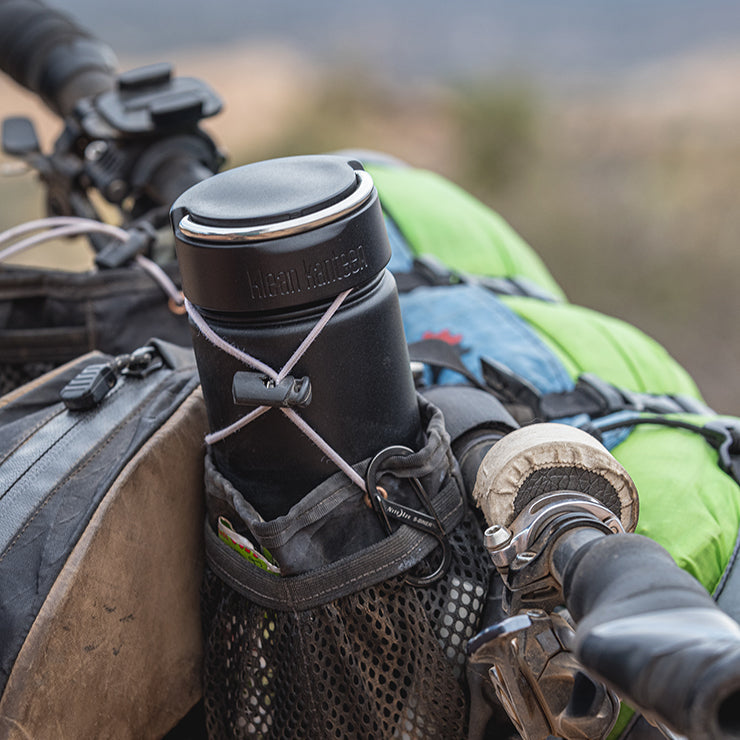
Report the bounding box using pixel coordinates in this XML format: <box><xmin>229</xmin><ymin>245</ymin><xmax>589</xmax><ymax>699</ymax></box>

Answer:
<box><xmin>232</xmin><ymin>371</ymin><xmax>312</xmax><ymax>408</ymax></box>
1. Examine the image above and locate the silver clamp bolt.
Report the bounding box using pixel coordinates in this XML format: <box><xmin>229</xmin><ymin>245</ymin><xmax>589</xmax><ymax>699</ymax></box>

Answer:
<box><xmin>485</xmin><ymin>523</ymin><xmax>513</xmax><ymax>550</ymax></box>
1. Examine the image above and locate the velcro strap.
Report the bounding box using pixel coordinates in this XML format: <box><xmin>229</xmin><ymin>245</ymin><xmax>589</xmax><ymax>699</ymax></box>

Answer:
<box><xmin>422</xmin><ymin>385</ymin><xmax>517</xmax><ymax>443</ymax></box>
<box><xmin>408</xmin><ymin>338</ymin><xmax>487</xmax><ymax>390</ymax></box>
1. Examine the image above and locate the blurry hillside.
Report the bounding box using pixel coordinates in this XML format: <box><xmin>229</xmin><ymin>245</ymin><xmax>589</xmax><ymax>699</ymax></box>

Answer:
<box><xmin>1</xmin><ymin>41</ymin><xmax>739</xmax><ymax>412</ymax></box>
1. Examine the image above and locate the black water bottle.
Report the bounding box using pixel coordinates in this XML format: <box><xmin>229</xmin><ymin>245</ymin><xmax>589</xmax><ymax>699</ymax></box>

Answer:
<box><xmin>171</xmin><ymin>155</ymin><xmax>422</xmax><ymax>520</ymax></box>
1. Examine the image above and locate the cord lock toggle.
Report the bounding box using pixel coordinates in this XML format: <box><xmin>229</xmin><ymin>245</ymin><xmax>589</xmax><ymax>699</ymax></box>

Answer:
<box><xmin>232</xmin><ymin>371</ymin><xmax>312</xmax><ymax>408</ymax></box>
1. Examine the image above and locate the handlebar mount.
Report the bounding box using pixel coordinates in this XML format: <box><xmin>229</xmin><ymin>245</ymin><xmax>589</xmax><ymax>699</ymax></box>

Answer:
<box><xmin>1</xmin><ymin>1</ymin><xmax>225</xmax><ymax>242</ymax></box>
<box><xmin>469</xmin><ymin>492</ymin><xmax>624</xmax><ymax>740</ymax></box>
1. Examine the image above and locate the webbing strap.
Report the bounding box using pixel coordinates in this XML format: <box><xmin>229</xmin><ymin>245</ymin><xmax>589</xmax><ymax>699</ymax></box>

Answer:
<box><xmin>540</xmin><ymin>373</ymin><xmax>714</xmax><ymax>420</ymax></box>
<box><xmin>482</xmin><ymin>363</ymin><xmax>715</xmax><ymax>423</ymax></box>
<box><xmin>421</xmin><ymin>385</ymin><xmax>518</xmax><ymax>443</ymax></box>
<box><xmin>394</xmin><ymin>254</ymin><xmax>560</xmax><ymax>302</ymax></box>
<box><xmin>410</xmin><ymin>337</ymin><xmax>714</xmax><ymax>432</ymax></box>
<box><xmin>408</xmin><ymin>338</ymin><xmax>487</xmax><ymax>390</ymax></box>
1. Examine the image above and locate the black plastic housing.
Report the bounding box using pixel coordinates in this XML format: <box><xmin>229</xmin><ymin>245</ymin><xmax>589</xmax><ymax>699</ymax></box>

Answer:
<box><xmin>172</xmin><ymin>156</ymin><xmax>422</xmax><ymax>519</ymax></box>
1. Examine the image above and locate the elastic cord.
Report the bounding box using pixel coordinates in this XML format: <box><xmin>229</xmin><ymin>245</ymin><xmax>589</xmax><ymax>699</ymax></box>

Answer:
<box><xmin>0</xmin><ymin>216</ymin><xmax>184</xmax><ymax>305</ymax></box>
<box><xmin>0</xmin><ymin>217</ymin><xmax>128</xmax><ymax>255</ymax></box>
<box><xmin>184</xmin><ymin>291</ymin><xmax>368</xmax><ymax>493</ymax></box>
<box><xmin>597</xmin><ymin>414</ymin><xmax>721</xmax><ymax>444</ymax></box>
<box><xmin>184</xmin><ymin>296</ymin><xmax>278</xmax><ymax>381</ymax></box>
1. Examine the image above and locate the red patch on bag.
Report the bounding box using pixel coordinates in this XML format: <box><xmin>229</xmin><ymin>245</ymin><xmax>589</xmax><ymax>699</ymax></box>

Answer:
<box><xmin>421</xmin><ymin>329</ymin><xmax>463</xmax><ymax>345</ymax></box>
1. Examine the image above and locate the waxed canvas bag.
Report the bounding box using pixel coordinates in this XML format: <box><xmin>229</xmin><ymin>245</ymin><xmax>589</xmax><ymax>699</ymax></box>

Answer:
<box><xmin>0</xmin><ymin>339</ymin><xmax>207</xmax><ymax>739</ymax></box>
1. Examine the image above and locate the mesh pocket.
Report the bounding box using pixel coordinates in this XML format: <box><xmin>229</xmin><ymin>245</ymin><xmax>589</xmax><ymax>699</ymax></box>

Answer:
<box><xmin>201</xmin><ymin>510</ymin><xmax>492</xmax><ymax>739</ymax></box>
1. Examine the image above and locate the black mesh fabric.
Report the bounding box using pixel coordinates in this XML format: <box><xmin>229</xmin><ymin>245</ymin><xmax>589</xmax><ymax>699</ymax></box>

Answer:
<box><xmin>0</xmin><ymin>362</ymin><xmax>55</xmax><ymax>395</ymax></box>
<box><xmin>201</xmin><ymin>508</ymin><xmax>493</xmax><ymax>739</ymax></box>
<box><xmin>0</xmin><ymin>264</ymin><xmax>191</xmax><ymax>396</ymax></box>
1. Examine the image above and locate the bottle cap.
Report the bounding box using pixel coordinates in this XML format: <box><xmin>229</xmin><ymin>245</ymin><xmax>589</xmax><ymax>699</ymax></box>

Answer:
<box><xmin>171</xmin><ymin>155</ymin><xmax>390</xmax><ymax>313</ymax></box>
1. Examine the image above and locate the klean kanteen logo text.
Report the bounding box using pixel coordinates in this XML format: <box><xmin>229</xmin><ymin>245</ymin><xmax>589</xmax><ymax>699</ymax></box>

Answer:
<box><xmin>303</xmin><ymin>245</ymin><xmax>368</xmax><ymax>290</ymax></box>
<box><xmin>245</xmin><ymin>246</ymin><xmax>368</xmax><ymax>301</ymax></box>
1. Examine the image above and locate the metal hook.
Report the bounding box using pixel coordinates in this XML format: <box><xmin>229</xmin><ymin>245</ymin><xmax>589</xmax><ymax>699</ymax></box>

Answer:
<box><xmin>365</xmin><ymin>445</ymin><xmax>451</xmax><ymax>587</ymax></box>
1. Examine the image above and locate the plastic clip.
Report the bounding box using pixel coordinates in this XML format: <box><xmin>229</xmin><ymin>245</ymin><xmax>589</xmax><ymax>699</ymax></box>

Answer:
<box><xmin>481</xmin><ymin>357</ymin><xmax>542</xmax><ymax>414</ymax></box>
<box><xmin>704</xmin><ymin>420</ymin><xmax>740</xmax><ymax>485</ymax></box>
<box><xmin>365</xmin><ymin>445</ymin><xmax>451</xmax><ymax>587</ymax></box>
<box><xmin>232</xmin><ymin>371</ymin><xmax>312</xmax><ymax>408</ymax></box>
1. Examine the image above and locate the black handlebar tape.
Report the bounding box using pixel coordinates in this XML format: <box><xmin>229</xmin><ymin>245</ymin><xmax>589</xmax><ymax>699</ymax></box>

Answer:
<box><xmin>561</xmin><ymin>532</ymin><xmax>740</xmax><ymax>739</ymax></box>
<box><xmin>0</xmin><ymin>0</ymin><xmax>117</xmax><ymax>117</ymax></box>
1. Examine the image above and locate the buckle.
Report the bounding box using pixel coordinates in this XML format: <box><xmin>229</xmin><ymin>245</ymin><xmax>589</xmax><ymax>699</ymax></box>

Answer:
<box><xmin>703</xmin><ymin>420</ymin><xmax>740</xmax><ymax>484</ymax></box>
<box><xmin>481</xmin><ymin>357</ymin><xmax>542</xmax><ymax>416</ymax></box>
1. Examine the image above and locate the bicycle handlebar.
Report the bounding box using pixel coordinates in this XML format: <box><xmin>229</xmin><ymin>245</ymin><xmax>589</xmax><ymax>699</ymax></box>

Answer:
<box><xmin>0</xmin><ymin>1</ymin><xmax>223</xmax><ymax>215</ymax></box>
<box><xmin>0</xmin><ymin>0</ymin><xmax>117</xmax><ymax>117</ymax></box>
<box><xmin>560</xmin><ymin>532</ymin><xmax>740</xmax><ymax>739</ymax></box>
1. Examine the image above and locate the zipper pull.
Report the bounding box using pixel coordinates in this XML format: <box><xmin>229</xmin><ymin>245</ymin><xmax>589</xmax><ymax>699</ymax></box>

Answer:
<box><xmin>60</xmin><ymin>363</ymin><xmax>118</xmax><ymax>410</ymax></box>
<box><xmin>60</xmin><ymin>345</ymin><xmax>164</xmax><ymax>410</ymax></box>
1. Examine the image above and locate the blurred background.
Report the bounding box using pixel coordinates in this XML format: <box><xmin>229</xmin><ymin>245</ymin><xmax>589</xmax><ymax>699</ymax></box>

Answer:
<box><xmin>1</xmin><ymin>0</ymin><xmax>739</xmax><ymax>412</ymax></box>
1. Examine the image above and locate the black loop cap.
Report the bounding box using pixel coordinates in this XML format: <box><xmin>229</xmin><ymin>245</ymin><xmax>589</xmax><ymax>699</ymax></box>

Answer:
<box><xmin>171</xmin><ymin>155</ymin><xmax>391</xmax><ymax>313</ymax></box>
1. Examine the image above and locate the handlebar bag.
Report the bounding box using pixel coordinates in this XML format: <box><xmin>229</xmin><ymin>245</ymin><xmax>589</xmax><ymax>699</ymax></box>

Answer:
<box><xmin>0</xmin><ymin>339</ymin><xmax>207</xmax><ymax>739</ymax></box>
<box><xmin>0</xmin><ymin>261</ymin><xmax>190</xmax><ymax>395</ymax></box>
